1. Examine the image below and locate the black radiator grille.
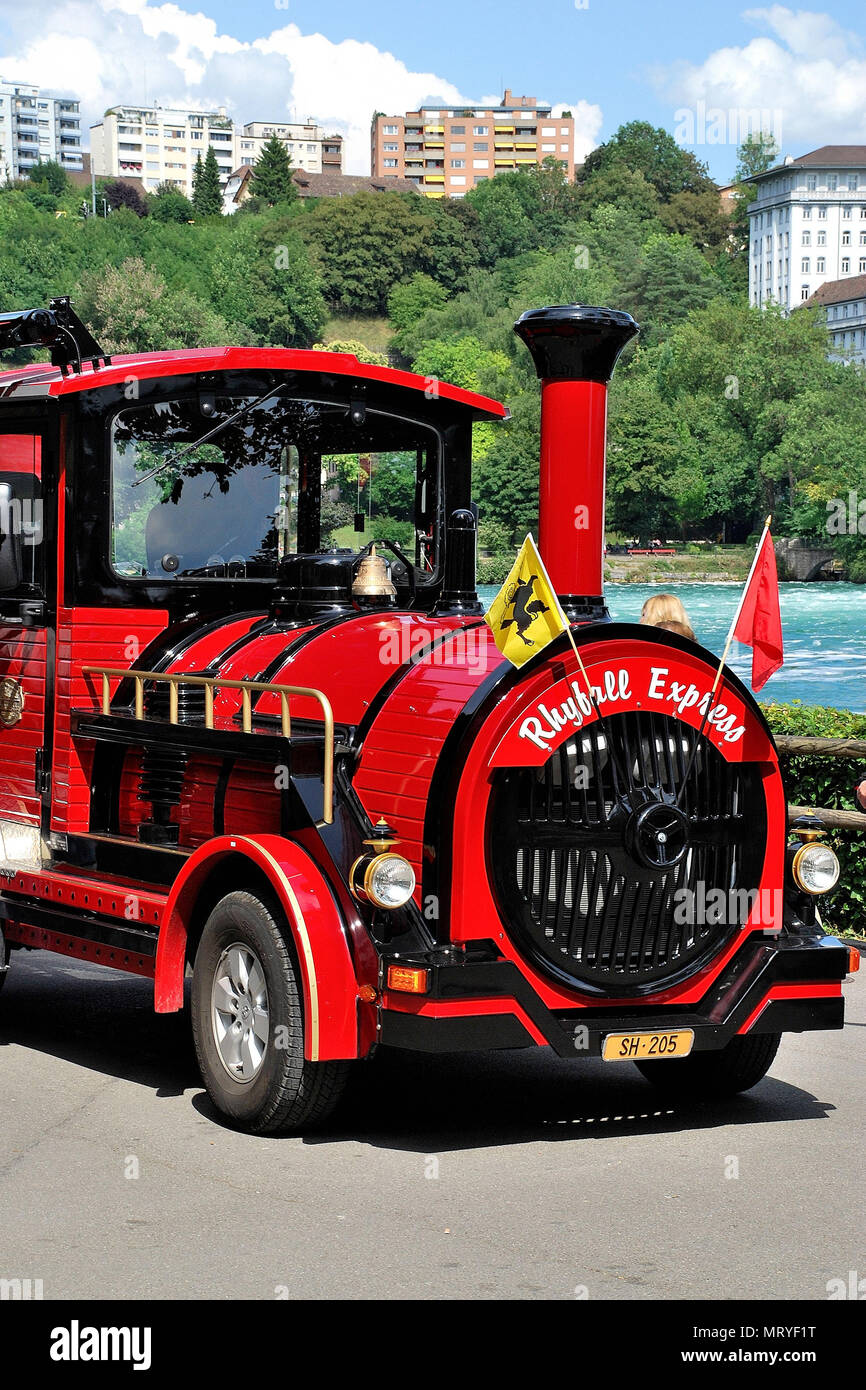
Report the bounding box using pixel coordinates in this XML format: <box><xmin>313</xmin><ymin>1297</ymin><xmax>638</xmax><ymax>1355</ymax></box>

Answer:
<box><xmin>489</xmin><ymin>710</ymin><xmax>767</xmax><ymax>994</ymax></box>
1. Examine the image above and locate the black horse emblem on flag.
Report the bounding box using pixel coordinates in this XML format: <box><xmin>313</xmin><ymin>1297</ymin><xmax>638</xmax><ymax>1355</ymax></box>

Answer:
<box><xmin>499</xmin><ymin>574</ymin><xmax>550</xmax><ymax>646</ymax></box>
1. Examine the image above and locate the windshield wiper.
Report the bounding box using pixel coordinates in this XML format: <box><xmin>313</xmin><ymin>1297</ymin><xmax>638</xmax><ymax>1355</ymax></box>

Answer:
<box><xmin>132</xmin><ymin>383</ymin><xmax>286</xmax><ymax>488</ymax></box>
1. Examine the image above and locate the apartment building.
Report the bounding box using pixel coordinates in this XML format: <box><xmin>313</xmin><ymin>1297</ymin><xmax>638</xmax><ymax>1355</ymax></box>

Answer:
<box><xmin>90</xmin><ymin>104</ymin><xmax>239</xmax><ymax>196</ymax></box>
<box><xmin>0</xmin><ymin>77</ymin><xmax>82</xmax><ymax>182</ymax></box>
<box><xmin>747</xmin><ymin>146</ymin><xmax>866</xmax><ymax>311</ymax></box>
<box><xmin>236</xmin><ymin>121</ymin><xmax>343</xmax><ymax>175</ymax></box>
<box><xmin>371</xmin><ymin>88</ymin><xmax>576</xmax><ymax>198</ymax></box>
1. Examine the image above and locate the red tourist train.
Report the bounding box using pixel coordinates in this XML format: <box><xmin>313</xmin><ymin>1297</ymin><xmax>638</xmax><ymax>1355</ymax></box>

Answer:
<box><xmin>0</xmin><ymin>296</ymin><xmax>856</xmax><ymax>1133</ymax></box>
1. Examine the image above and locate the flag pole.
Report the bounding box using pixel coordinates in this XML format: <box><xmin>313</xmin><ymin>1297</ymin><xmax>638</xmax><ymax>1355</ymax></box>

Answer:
<box><xmin>675</xmin><ymin>516</ymin><xmax>772</xmax><ymax>807</ymax></box>
<box><xmin>534</xmin><ymin>541</ymin><xmax>633</xmax><ymax>795</ymax></box>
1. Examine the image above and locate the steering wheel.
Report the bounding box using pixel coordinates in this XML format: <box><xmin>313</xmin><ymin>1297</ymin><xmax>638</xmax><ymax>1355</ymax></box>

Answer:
<box><xmin>360</xmin><ymin>538</ymin><xmax>417</xmax><ymax>601</ymax></box>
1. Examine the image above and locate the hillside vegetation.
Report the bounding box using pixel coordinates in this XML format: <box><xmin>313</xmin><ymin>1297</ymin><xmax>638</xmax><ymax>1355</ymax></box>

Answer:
<box><xmin>2</xmin><ymin>127</ymin><xmax>865</xmax><ymax>576</ymax></box>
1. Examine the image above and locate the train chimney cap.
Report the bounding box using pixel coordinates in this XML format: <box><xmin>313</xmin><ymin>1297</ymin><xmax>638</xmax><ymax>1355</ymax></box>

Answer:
<box><xmin>514</xmin><ymin>304</ymin><xmax>639</xmax><ymax>384</ymax></box>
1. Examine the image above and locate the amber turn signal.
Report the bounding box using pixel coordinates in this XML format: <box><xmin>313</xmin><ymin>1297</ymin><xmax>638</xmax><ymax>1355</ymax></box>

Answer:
<box><xmin>386</xmin><ymin>965</ymin><xmax>429</xmax><ymax>995</ymax></box>
<box><xmin>848</xmin><ymin>947</ymin><xmax>860</xmax><ymax>974</ymax></box>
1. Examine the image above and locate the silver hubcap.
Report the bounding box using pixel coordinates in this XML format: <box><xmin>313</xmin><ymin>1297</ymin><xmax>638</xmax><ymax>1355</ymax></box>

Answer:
<box><xmin>211</xmin><ymin>943</ymin><xmax>270</xmax><ymax>1083</ymax></box>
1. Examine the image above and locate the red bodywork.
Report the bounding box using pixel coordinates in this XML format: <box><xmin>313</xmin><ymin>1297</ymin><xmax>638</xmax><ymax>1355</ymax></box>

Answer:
<box><xmin>0</xmin><ymin>330</ymin><xmax>850</xmax><ymax>1072</ymax></box>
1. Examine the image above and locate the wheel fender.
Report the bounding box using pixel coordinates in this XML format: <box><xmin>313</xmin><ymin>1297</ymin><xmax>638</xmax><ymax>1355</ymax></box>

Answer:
<box><xmin>156</xmin><ymin>834</ymin><xmax>361</xmax><ymax>1061</ymax></box>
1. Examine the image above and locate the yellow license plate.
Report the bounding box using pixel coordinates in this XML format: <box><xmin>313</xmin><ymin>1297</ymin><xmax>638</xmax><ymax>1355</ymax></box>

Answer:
<box><xmin>602</xmin><ymin>1029</ymin><xmax>695</xmax><ymax>1061</ymax></box>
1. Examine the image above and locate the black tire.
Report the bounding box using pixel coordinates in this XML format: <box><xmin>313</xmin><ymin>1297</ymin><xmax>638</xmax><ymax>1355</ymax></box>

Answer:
<box><xmin>0</xmin><ymin>925</ymin><xmax>8</xmax><ymax>994</ymax></box>
<box><xmin>635</xmin><ymin>1032</ymin><xmax>781</xmax><ymax>1100</ymax></box>
<box><xmin>191</xmin><ymin>890</ymin><xmax>349</xmax><ymax>1135</ymax></box>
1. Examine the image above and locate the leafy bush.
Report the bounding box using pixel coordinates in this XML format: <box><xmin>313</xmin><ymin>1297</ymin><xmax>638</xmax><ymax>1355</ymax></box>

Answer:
<box><xmin>762</xmin><ymin>701</ymin><xmax>866</xmax><ymax>934</ymax></box>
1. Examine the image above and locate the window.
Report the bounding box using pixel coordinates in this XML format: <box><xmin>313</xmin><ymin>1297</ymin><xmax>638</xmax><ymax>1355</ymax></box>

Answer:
<box><xmin>801</xmin><ymin>257</ymin><xmax>810</xmax><ymax>272</ymax></box>
<box><xmin>0</xmin><ymin>432</ymin><xmax>43</xmax><ymax>599</ymax></box>
<box><xmin>541</xmin><ymin>144</ymin><xmax>556</xmax><ymax>153</ymax></box>
<box><xmin>110</xmin><ymin>396</ymin><xmax>440</xmax><ymax>583</ymax></box>
<box><xmin>860</xmin><ymin>259</ymin><xmax>866</xmax><ymax>273</ymax></box>
<box><xmin>801</xmin><ymin>285</ymin><xmax>810</xmax><ymax>300</ymax></box>
<box><xmin>802</xmin><ymin>207</ymin><xmax>811</xmax><ymax>220</ymax></box>
<box><xmin>807</xmin><ymin>174</ymin><xmax>817</xmax><ymax>191</ymax></box>
<box><xmin>842</xmin><ymin>258</ymin><xmax>851</xmax><ymax>272</ymax></box>
<box><xmin>843</xmin><ymin>230</ymin><xmax>851</xmax><ymax>244</ymax></box>
<box><xmin>383</xmin><ymin>124</ymin><xmax>398</xmax><ymax>134</ymax></box>
<box><xmin>450</xmin><ymin>142</ymin><xmax>466</xmax><ymax>152</ymax></box>
<box><xmin>450</xmin><ymin>159</ymin><xmax>465</xmax><ymax>168</ymax></box>
<box><xmin>818</xmin><ymin>206</ymin><xmax>827</xmax><ymax>218</ymax></box>
<box><xmin>450</xmin><ymin>125</ymin><xmax>465</xmax><ymax>134</ymax></box>
<box><xmin>827</xmin><ymin>174</ymin><xmax>838</xmax><ymax>190</ymax></box>
<box><xmin>541</xmin><ymin>127</ymin><xmax>556</xmax><ymax>136</ymax></box>
<box><xmin>450</xmin><ymin>176</ymin><xmax>466</xmax><ymax>186</ymax></box>
<box><xmin>817</xmin><ymin>230</ymin><xmax>826</xmax><ymax>245</ymax></box>
<box><xmin>383</xmin><ymin>159</ymin><xmax>397</xmax><ymax>168</ymax></box>
<box><xmin>146</xmin><ymin>144</ymin><xmax>159</xmax><ymax>154</ymax></box>
<box><xmin>843</xmin><ymin>206</ymin><xmax>852</xmax><ymax>218</ymax></box>
<box><xmin>802</xmin><ymin>231</ymin><xmax>811</xmax><ymax>245</ymax></box>
<box><xmin>473</xmin><ymin>125</ymin><xmax>488</xmax><ymax>135</ymax></box>
<box><xmin>560</xmin><ymin>144</ymin><xmax>569</xmax><ymax>153</ymax></box>
<box><xmin>473</xmin><ymin>142</ymin><xmax>488</xmax><ymax>152</ymax></box>
<box><xmin>383</xmin><ymin>142</ymin><xmax>398</xmax><ymax>152</ymax></box>
<box><xmin>474</xmin><ymin>175</ymin><xmax>488</xmax><ymax>182</ymax></box>
<box><xmin>560</xmin><ymin>127</ymin><xmax>570</xmax><ymax>135</ymax></box>
<box><xmin>817</xmin><ymin>257</ymin><xmax>826</xmax><ymax>272</ymax></box>
<box><xmin>473</xmin><ymin>158</ymin><xmax>489</xmax><ymax>169</ymax></box>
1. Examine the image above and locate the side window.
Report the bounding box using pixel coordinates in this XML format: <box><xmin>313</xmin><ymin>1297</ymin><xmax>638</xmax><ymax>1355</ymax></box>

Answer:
<box><xmin>0</xmin><ymin>434</ymin><xmax>43</xmax><ymax>595</ymax></box>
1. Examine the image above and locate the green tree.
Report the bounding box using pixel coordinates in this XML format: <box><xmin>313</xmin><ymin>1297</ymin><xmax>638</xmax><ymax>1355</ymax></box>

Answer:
<box><xmin>614</xmin><ymin>233</ymin><xmax>727</xmax><ymax>344</ymax></box>
<box><xmin>76</xmin><ymin>256</ymin><xmax>232</xmax><ymax>352</ymax></box>
<box><xmin>148</xmin><ymin>183</ymin><xmax>195</xmax><ymax>223</ymax></box>
<box><xmin>312</xmin><ymin>339</ymin><xmax>388</xmax><ymax>365</ymax></box>
<box><xmin>658</xmin><ymin>187</ymin><xmax>731</xmax><ymax>254</ymax></box>
<box><xmin>209</xmin><ymin>217</ymin><xmax>326</xmax><ymax>345</ymax></box>
<box><xmin>251</xmin><ymin>134</ymin><xmax>297</xmax><ymax>207</ymax></box>
<box><xmin>301</xmin><ymin>191</ymin><xmax>433</xmax><ymax>314</ymax></box>
<box><xmin>192</xmin><ymin>147</ymin><xmax>223</xmax><ymax>217</ymax></box>
<box><xmin>579</xmin><ymin>121</ymin><xmax>714</xmax><ymax>200</ymax></box>
<box><xmin>27</xmin><ymin>160</ymin><xmax>69</xmax><ymax>197</ymax></box>
<box><xmin>729</xmin><ymin>132</ymin><xmax>781</xmax><ymax>252</ymax></box>
<box><xmin>388</xmin><ymin>273</ymin><xmax>448</xmax><ymax>352</ymax></box>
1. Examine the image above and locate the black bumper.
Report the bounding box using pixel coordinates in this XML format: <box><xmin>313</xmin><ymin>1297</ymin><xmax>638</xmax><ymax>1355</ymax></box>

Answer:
<box><xmin>379</xmin><ymin>933</ymin><xmax>851</xmax><ymax>1057</ymax></box>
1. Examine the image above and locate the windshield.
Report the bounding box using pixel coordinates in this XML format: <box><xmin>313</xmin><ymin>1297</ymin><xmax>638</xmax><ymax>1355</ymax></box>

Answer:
<box><xmin>110</xmin><ymin>392</ymin><xmax>439</xmax><ymax>581</ymax></box>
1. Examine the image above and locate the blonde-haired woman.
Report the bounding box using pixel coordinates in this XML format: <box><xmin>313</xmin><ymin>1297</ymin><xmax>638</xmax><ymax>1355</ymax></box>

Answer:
<box><xmin>639</xmin><ymin>592</ymin><xmax>695</xmax><ymax>641</ymax></box>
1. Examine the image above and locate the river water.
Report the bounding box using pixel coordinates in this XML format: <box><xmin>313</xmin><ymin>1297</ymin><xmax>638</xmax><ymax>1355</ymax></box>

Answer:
<box><xmin>477</xmin><ymin>582</ymin><xmax>866</xmax><ymax>713</ymax></box>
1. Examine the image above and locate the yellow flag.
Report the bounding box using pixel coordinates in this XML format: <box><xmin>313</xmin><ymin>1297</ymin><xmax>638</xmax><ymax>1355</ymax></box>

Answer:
<box><xmin>485</xmin><ymin>535</ymin><xmax>569</xmax><ymax>667</ymax></box>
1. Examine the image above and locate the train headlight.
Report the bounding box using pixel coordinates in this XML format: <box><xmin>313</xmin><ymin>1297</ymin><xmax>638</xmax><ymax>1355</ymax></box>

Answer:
<box><xmin>792</xmin><ymin>843</ymin><xmax>840</xmax><ymax>895</ymax></box>
<box><xmin>351</xmin><ymin>852</ymin><xmax>416</xmax><ymax>909</ymax></box>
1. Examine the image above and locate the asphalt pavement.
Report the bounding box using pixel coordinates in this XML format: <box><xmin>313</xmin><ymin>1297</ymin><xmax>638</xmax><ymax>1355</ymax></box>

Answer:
<box><xmin>0</xmin><ymin>947</ymin><xmax>862</xmax><ymax>1301</ymax></box>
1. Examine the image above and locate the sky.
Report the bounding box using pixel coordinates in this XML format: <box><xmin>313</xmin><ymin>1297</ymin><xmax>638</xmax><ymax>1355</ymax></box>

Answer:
<box><xmin>0</xmin><ymin>0</ymin><xmax>865</xmax><ymax>180</ymax></box>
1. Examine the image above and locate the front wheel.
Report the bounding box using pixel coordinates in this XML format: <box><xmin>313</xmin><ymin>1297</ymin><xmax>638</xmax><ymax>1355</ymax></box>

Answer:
<box><xmin>636</xmin><ymin>1032</ymin><xmax>781</xmax><ymax>1099</ymax></box>
<box><xmin>191</xmin><ymin>891</ymin><xmax>349</xmax><ymax>1134</ymax></box>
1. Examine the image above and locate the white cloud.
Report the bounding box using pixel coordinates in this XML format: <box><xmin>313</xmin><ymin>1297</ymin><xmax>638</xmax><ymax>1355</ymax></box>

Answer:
<box><xmin>553</xmin><ymin>101</ymin><xmax>603</xmax><ymax>162</ymax></box>
<box><xmin>654</xmin><ymin>7</ymin><xmax>866</xmax><ymax>153</ymax></box>
<box><xmin>0</xmin><ymin>0</ymin><xmax>601</xmax><ymax>174</ymax></box>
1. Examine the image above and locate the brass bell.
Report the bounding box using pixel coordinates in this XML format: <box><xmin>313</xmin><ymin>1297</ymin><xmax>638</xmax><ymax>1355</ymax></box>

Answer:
<box><xmin>352</xmin><ymin>545</ymin><xmax>397</xmax><ymax>600</ymax></box>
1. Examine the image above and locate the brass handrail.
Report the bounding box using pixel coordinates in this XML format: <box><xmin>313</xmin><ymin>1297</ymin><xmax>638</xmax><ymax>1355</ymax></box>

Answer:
<box><xmin>81</xmin><ymin>665</ymin><xmax>335</xmax><ymax>825</ymax></box>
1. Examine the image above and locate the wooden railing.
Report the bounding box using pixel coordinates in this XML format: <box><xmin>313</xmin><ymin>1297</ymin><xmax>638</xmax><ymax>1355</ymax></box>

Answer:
<box><xmin>82</xmin><ymin>666</ymin><xmax>335</xmax><ymax>825</ymax></box>
<box><xmin>774</xmin><ymin>734</ymin><xmax>866</xmax><ymax>831</ymax></box>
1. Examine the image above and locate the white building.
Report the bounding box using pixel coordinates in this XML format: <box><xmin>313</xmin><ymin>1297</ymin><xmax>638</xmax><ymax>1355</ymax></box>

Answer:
<box><xmin>803</xmin><ymin>275</ymin><xmax>866</xmax><ymax>365</ymax></box>
<box><xmin>90</xmin><ymin>104</ymin><xmax>237</xmax><ymax>196</ymax></box>
<box><xmin>91</xmin><ymin>106</ymin><xmax>344</xmax><ymax>197</ymax></box>
<box><xmin>236</xmin><ymin>121</ymin><xmax>343</xmax><ymax>175</ymax></box>
<box><xmin>0</xmin><ymin>77</ymin><xmax>82</xmax><ymax>182</ymax></box>
<box><xmin>747</xmin><ymin>146</ymin><xmax>866</xmax><ymax>312</ymax></box>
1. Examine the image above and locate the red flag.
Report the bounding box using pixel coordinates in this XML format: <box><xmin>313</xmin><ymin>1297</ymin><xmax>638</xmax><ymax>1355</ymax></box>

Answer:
<box><xmin>733</xmin><ymin>531</ymin><xmax>783</xmax><ymax>691</ymax></box>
